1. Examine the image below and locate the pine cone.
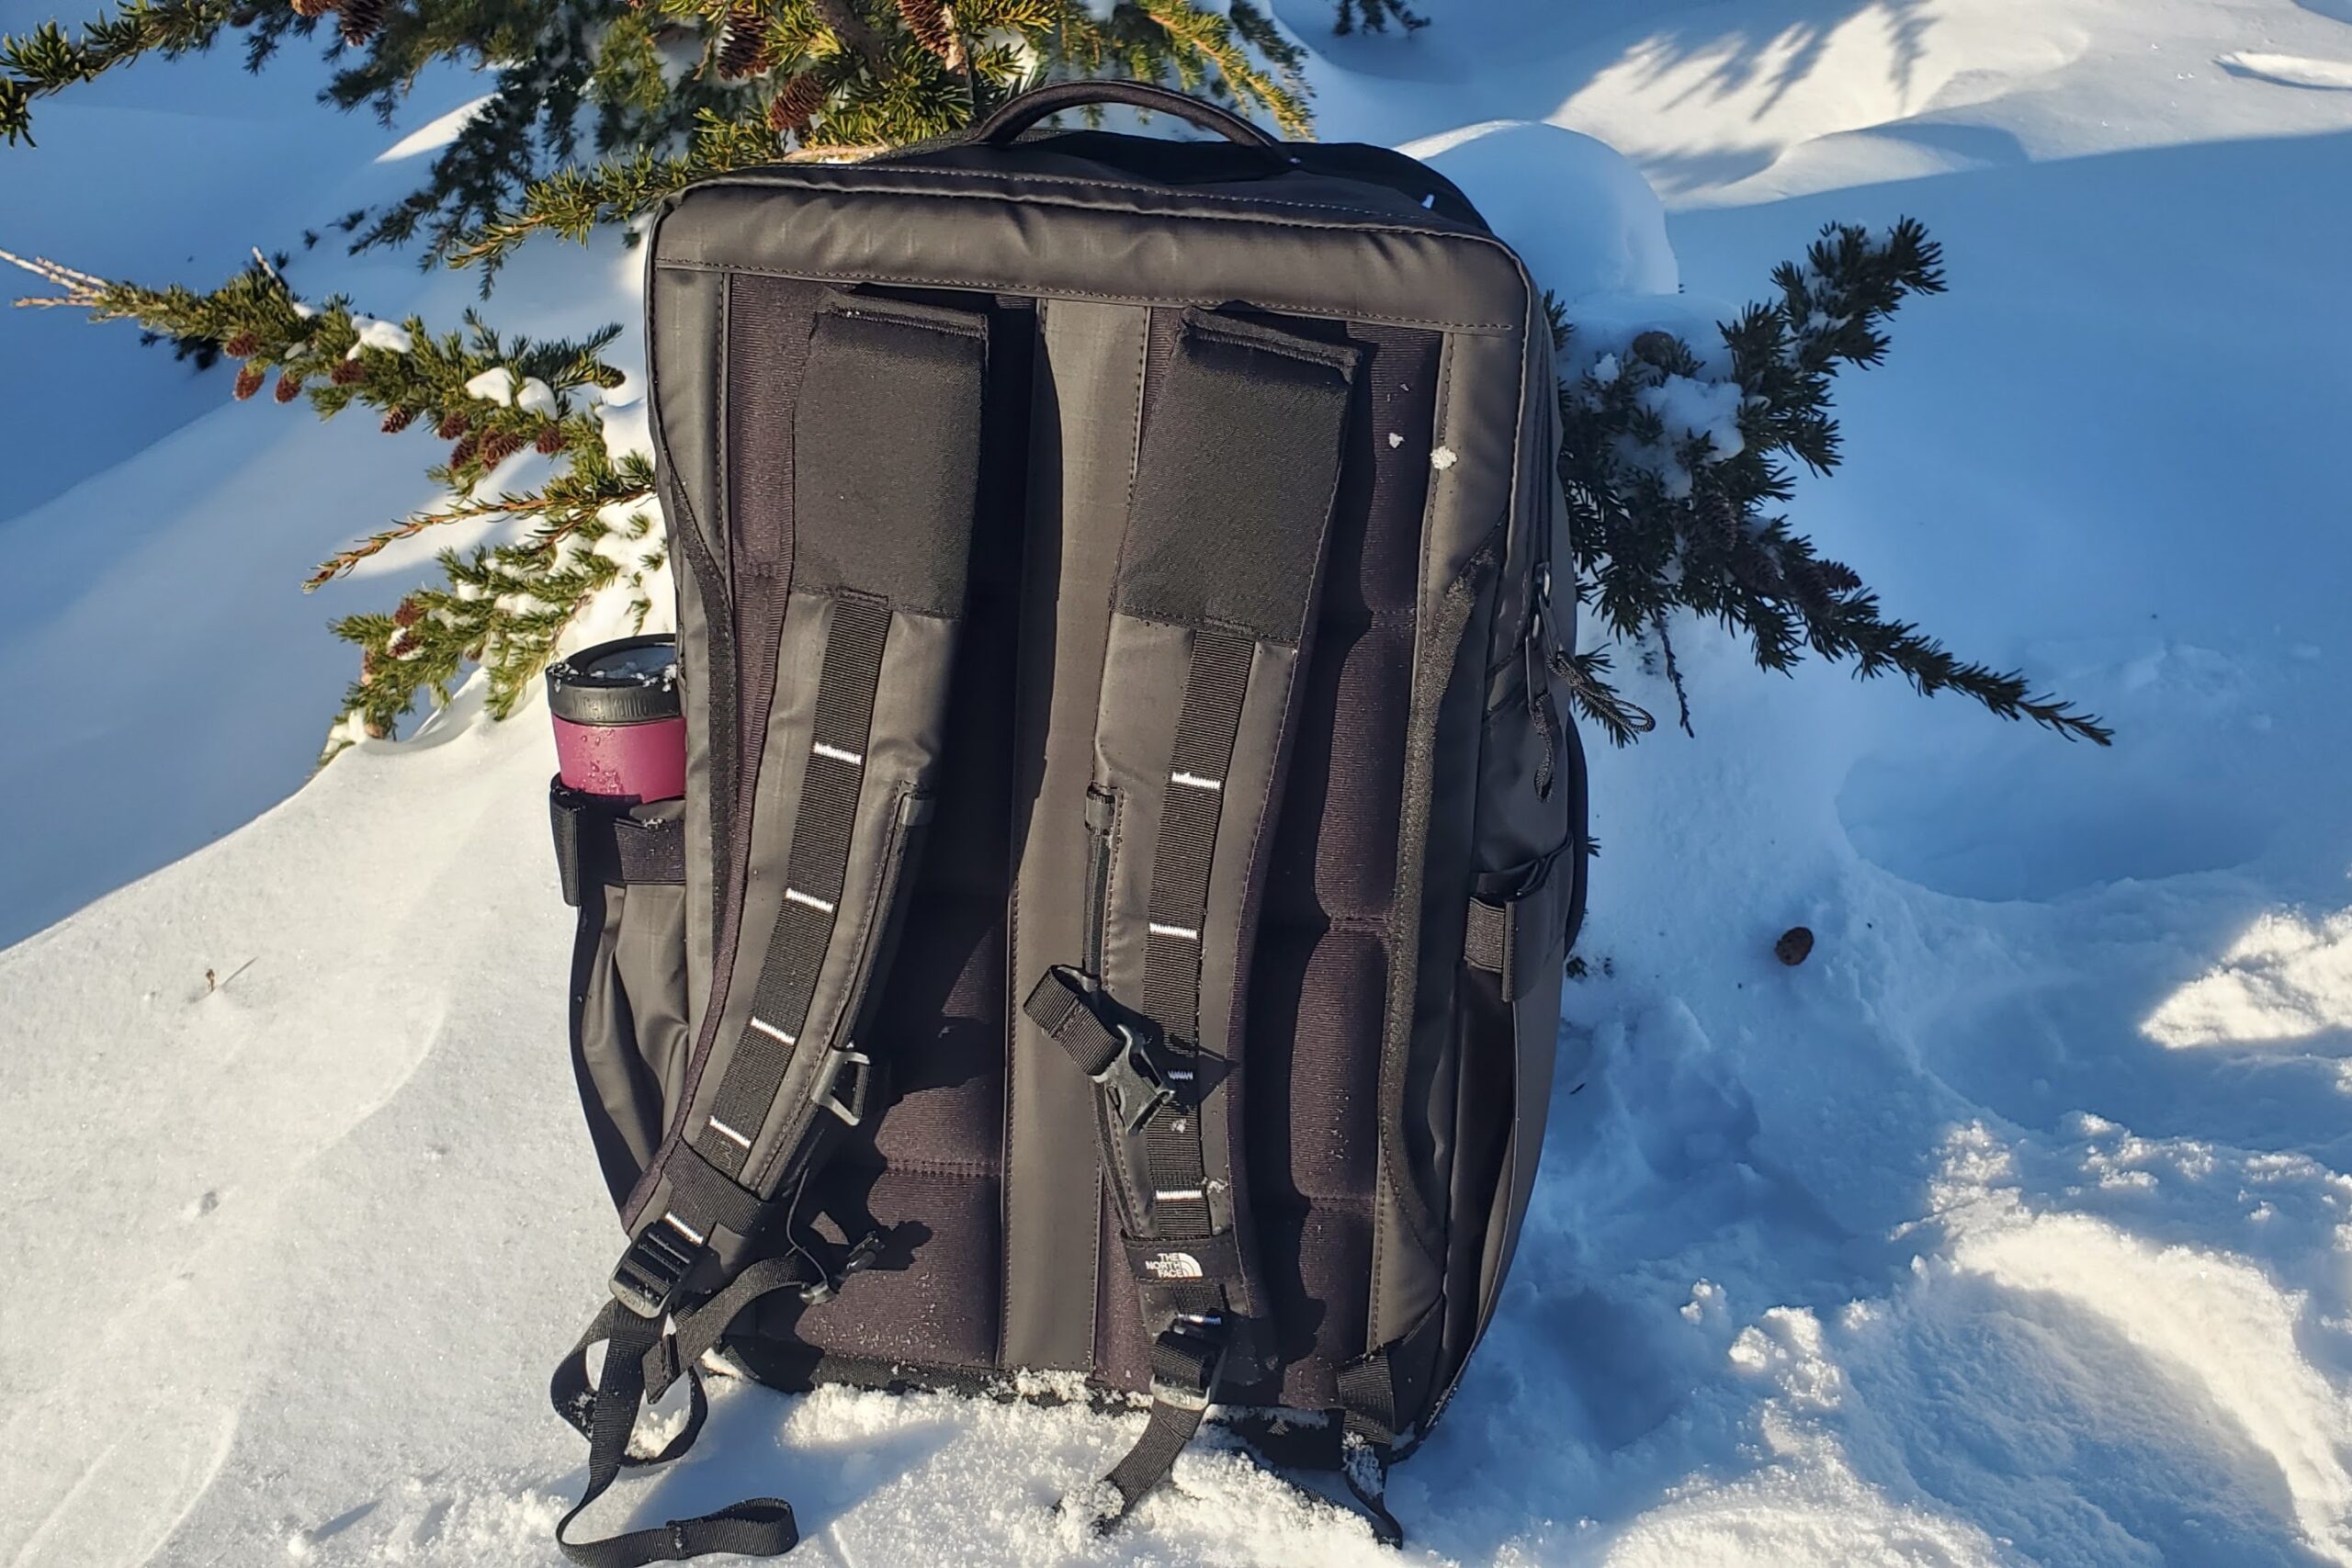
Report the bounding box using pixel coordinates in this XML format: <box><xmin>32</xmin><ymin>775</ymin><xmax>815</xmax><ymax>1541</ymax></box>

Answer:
<box><xmin>535</xmin><ymin>425</ymin><xmax>568</xmax><ymax>456</ymax></box>
<box><xmin>481</xmin><ymin>430</ymin><xmax>526</xmax><ymax>466</ymax></box>
<box><xmin>338</xmin><ymin>0</ymin><xmax>385</xmax><ymax>44</ymax></box>
<box><xmin>380</xmin><ymin>407</ymin><xmax>415</xmax><ymax>434</ymax></box>
<box><xmin>359</xmin><ymin>649</ymin><xmax>379</xmax><ymax>681</ymax></box>
<box><xmin>435</xmin><ymin>412</ymin><xmax>470</xmax><ymax>440</ymax></box>
<box><xmin>289</xmin><ymin>0</ymin><xmax>335</xmax><ymax>17</ymax></box>
<box><xmin>232</xmin><ymin>364</ymin><xmax>266</xmax><ymax>400</ymax></box>
<box><xmin>223</xmin><ymin>332</ymin><xmax>259</xmax><ymax>358</ymax></box>
<box><xmin>392</xmin><ymin>596</ymin><xmax>424</xmax><ymax>627</ymax></box>
<box><xmin>1774</xmin><ymin>926</ymin><xmax>1815</xmax><ymax>966</ymax></box>
<box><xmin>365</xmin><ymin>719</ymin><xmax>389</xmax><ymax>740</ymax></box>
<box><xmin>449</xmin><ymin>434</ymin><xmax>481</xmax><ymax>468</ymax></box>
<box><xmin>716</xmin><ymin>3</ymin><xmax>766</xmax><ymax>79</ymax></box>
<box><xmin>330</xmin><ymin>357</ymin><xmax>366</xmax><ymax>386</ymax></box>
<box><xmin>897</xmin><ymin>0</ymin><xmax>958</xmax><ymax>64</ymax></box>
<box><xmin>768</xmin><ymin>70</ymin><xmax>827</xmax><ymax>136</ymax></box>
<box><xmin>274</xmin><ymin>373</ymin><xmax>304</xmax><ymax>404</ymax></box>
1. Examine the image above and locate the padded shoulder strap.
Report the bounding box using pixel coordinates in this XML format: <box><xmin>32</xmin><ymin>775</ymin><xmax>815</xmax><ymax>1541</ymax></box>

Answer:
<box><xmin>1025</xmin><ymin>307</ymin><xmax>1361</xmax><ymax>1529</ymax></box>
<box><xmin>556</xmin><ymin>290</ymin><xmax>991</xmax><ymax>1566</ymax></box>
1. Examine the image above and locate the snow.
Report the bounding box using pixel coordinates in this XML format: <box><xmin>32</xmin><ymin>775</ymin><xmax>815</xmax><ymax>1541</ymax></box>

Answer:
<box><xmin>348</xmin><ymin>316</ymin><xmax>416</xmax><ymax>356</ymax></box>
<box><xmin>466</xmin><ymin>367</ymin><xmax>560</xmax><ymax>414</ymax></box>
<box><xmin>1406</xmin><ymin>119</ymin><xmax>1679</xmax><ymax>301</ymax></box>
<box><xmin>8</xmin><ymin>0</ymin><xmax>2352</xmax><ymax>1562</ymax></box>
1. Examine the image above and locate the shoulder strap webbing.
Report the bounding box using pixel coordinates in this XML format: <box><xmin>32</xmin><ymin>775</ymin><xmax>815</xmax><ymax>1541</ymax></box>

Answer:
<box><xmin>555</xmin><ymin>289</ymin><xmax>990</xmax><ymax>1566</ymax></box>
<box><xmin>1025</xmin><ymin>307</ymin><xmax>1361</xmax><ymax>1529</ymax></box>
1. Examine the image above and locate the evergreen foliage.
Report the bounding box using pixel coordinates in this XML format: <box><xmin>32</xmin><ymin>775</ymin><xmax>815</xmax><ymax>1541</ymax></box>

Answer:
<box><xmin>6</xmin><ymin>1</ymin><xmax>2106</xmax><ymax>755</ymax></box>
<box><xmin>6</xmin><ymin>248</ymin><xmax>657</xmax><ymax>750</ymax></box>
<box><xmin>3</xmin><ymin>0</ymin><xmax>1307</xmax><ymax>273</ymax></box>
<box><xmin>1555</xmin><ymin>220</ymin><xmax>2110</xmax><ymax>745</ymax></box>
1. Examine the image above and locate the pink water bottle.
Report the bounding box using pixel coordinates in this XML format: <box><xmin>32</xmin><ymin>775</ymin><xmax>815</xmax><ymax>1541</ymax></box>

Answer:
<box><xmin>546</xmin><ymin>637</ymin><xmax>687</xmax><ymax>802</ymax></box>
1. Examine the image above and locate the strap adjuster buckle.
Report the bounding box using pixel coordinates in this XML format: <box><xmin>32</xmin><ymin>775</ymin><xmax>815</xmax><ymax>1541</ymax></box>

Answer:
<box><xmin>1091</xmin><ymin>1021</ymin><xmax>1177</xmax><ymax>1133</ymax></box>
<box><xmin>1148</xmin><ymin>1314</ymin><xmax>1227</xmax><ymax>1412</ymax></box>
<box><xmin>610</xmin><ymin>1216</ymin><xmax>702</xmax><ymax>1320</ymax></box>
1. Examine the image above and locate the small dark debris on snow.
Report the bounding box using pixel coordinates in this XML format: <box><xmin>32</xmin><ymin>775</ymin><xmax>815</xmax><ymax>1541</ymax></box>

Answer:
<box><xmin>1775</xmin><ymin>926</ymin><xmax>1815</xmax><ymax>966</ymax></box>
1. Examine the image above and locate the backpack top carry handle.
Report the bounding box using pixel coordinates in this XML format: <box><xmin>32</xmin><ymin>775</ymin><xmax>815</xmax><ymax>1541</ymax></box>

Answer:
<box><xmin>963</xmin><ymin>79</ymin><xmax>1280</xmax><ymax>149</ymax></box>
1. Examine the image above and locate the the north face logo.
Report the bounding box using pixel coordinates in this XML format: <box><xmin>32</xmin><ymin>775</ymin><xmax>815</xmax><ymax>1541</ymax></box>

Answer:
<box><xmin>1143</xmin><ymin>1252</ymin><xmax>1204</xmax><ymax>1280</ymax></box>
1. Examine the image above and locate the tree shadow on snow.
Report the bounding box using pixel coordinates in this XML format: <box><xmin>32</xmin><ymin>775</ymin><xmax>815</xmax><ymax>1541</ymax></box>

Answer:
<box><xmin>1285</xmin><ymin>0</ymin><xmax>1937</xmax><ymax>155</ymax></box>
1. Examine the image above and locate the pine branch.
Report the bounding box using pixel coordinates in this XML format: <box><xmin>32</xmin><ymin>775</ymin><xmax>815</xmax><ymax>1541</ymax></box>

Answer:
<box><xmin>808</xmin><ymin>0</ymin><xmax>883</xmax><ymax>62</ymax></box>
<box><xmin>1555</xmin><ymin>219</ymin><xmax>2109</xmax><ymax>747</ymax></box>
<box><xmin>1650</xmin><ymin>610</ymin><xmax>1694</xmax><ymax>738</ymax></box>
<box><xmin>9</xmin><ymin>250</ymin><xmax>662</xmax><ymax>748</ymax></box>
<box><xmin>1549</xmin><ymin>644</ymin><xmax>1657</xmax><ymax>749</ymax></box>
<box><xmin>443</xmin><ymin>108</ymin><xmax>786</xmax><ymax>276</ymax></box>
<box><xmin>305</xmin><ymin>488</ymin><xmax>581</xmax><ymax>587</ymax></box>
<box><xmin>1</xmin><ymin>0</ymin><xmax>245</xmax><ymax>145</ymax></box>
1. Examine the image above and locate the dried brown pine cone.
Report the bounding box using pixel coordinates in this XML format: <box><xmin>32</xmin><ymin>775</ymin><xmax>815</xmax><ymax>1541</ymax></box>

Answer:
<box><xmin>716</xmin><ymin>3</ymin><xmax>766</xmax><ymax>78</ymax></box>
<box><xmin>897</xmin><ymin>0</ymin><xmax>957</xmax><ymax>62</ymax></box>
<box><xmin>768</xmin><ymin>70</ymin><xmax>827</xmax><ymax>136</ymax></box>
<box><xmin>338</xmin><ymin>0</ymin><xmax>385</xmax><ymax>44</ymax></box>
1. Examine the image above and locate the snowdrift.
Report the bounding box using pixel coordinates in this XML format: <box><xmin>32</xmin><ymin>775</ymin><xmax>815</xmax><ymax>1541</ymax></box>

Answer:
<box><xmin>6</xmin><ymin>0</ymin><xmax>2352</xmax><ymax>1562</ymax></box>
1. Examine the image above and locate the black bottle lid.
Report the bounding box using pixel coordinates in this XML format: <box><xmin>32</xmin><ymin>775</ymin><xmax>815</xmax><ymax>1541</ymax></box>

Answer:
<box><xmin>546</xmin><ymin>636</ymin><xmax>682</xmax><ymax>727</ymax></box>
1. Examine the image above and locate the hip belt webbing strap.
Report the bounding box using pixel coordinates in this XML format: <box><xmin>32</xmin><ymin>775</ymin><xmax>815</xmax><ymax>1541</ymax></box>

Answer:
<box><xmin>1027</xmin><ymin>307</ymin><xmax>1360</xmax><ymax>1529</ymax></box>
<box><xmin>555</xmin><ymin>289</ymin><xmax>990</xmax><ymax>1567</ymax></box>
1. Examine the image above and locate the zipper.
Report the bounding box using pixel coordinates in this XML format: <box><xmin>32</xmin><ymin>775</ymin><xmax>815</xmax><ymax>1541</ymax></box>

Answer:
<box><xmin>831</xmin><ymin>787</ymin><xmax>932</xmax><ymax>1054</ymax></box>
<box><xmin>1525</xmin><ymin>560</ymin><xmax>1560</xmax><ymax>801</ymax></box>
<box><xmin>1082</xmin><ymin>784</ymin><xmax>1117</xmax><ymax>985</ymax></box>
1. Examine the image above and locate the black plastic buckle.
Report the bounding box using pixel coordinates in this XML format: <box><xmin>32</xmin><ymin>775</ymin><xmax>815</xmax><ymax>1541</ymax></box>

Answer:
<box><xmin>797</xmin><ymin>1229</ymin><xmax>887</xmax><ymax>1308</ymax></box>
<box><xmin>1091</xmin><ymin>1021</ymin><xmax>1179</xmax><ymax>1133</ymax></box>
<box><xmin>1149</xmin><ymin>1314</ymin><xmax>1227</xmax><ymax>1412</ymax></box>
<box><xmin>610</xmin><ymin>1215</ymin><xmax>702</xmax><ymax>1320</ymax></box>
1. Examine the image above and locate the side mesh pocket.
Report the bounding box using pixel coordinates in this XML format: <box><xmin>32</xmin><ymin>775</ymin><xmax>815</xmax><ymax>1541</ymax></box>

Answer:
<box><xmin>552</xmin><ymin>783</ymin><xmax>692</xmax><ymax>1212</ymax></box>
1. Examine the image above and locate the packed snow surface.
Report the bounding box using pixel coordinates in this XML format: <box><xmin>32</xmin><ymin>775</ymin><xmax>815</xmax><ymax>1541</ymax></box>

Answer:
<box><xmin>7</xmin><ymin>0</ymin><xmax>2352</xmax><ymax>1562</ymax></box>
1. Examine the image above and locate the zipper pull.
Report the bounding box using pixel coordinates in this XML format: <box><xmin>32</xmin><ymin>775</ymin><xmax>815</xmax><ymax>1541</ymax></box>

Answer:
<box><xmin>1525</xmin><ymin>563</ymin><xmax>1557</xmax><ymax>801</ymax></box>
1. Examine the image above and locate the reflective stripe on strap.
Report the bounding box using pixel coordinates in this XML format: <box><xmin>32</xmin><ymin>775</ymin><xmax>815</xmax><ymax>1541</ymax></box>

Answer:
<box><xmin>695</xmin><ymin>592</ymin><xmax>890</xmax><ymax>1181</ymax></box>
<box><xmin>1135</xmin><ymin>628</ymin><xmax>1253</xmax><ymax>1237</ymax></box>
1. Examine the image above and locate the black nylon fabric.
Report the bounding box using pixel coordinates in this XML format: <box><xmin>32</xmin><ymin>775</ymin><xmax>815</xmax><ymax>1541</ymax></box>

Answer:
<box><xmin>774</xmin><ymin>307</ymin><xmax>1032</xmax><ymax>1377</ymax></box>
<box><xmin>1117</xmin><ymin>311</ymin><xmax>1360</xmax><ymax>647</ymax></box>
<box><xmin>616</xmin><ymin>111</ymin><xmax>1582</xmax><ymax>1528</ymax></box>
<box><xmin>793</xmin><ymin>296</ymin><xmax>990</xmax><ymax>616</ymax></box>
<box><xmin>697</xmin><ymin>592</ymin><xmax>890</xmax><ymax>1179</ymax></box>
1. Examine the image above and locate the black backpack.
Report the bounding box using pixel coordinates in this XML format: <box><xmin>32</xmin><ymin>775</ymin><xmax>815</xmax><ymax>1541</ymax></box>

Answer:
<box><xmin>544</xmin><ymin>79</ymin><xmax>1589</xmax><ymax>1564</ymax></box>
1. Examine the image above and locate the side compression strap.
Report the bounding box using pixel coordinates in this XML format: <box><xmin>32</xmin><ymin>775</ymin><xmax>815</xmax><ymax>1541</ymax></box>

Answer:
<box><xmin>556</xmin><ymin>290</ymin><xmax>989</xmax><ymax>1566</ymax></box>
<box><xmin>1026</xmin><ymin>307</ymin><xmax>1360</xmax><ymax>1528</ymax></box>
